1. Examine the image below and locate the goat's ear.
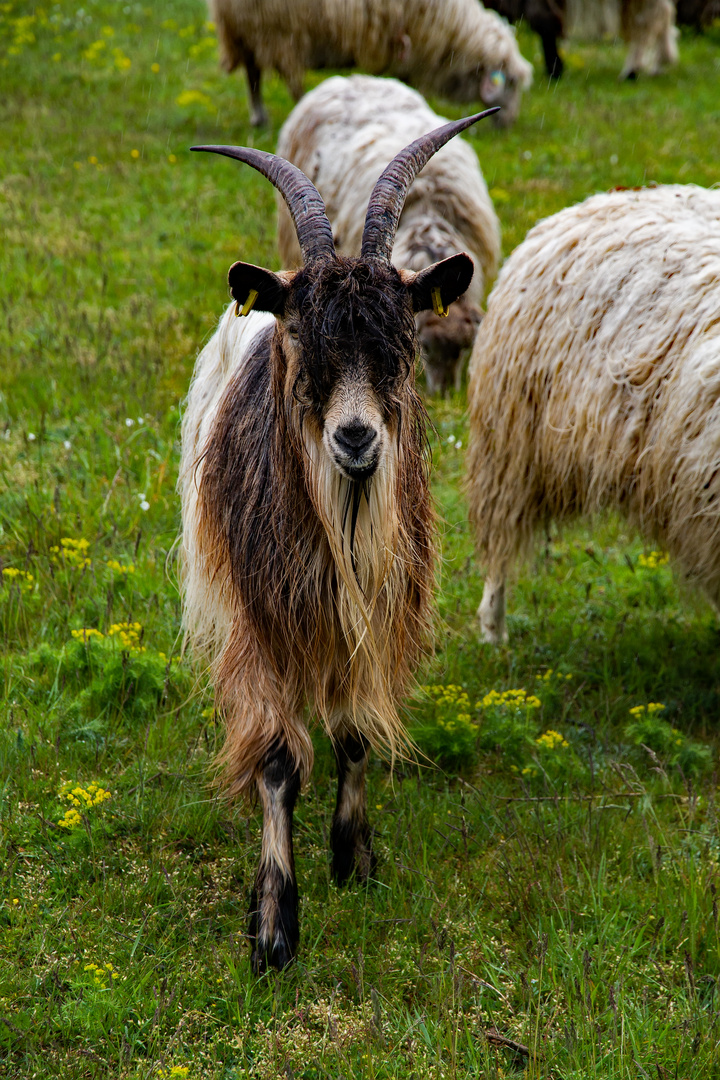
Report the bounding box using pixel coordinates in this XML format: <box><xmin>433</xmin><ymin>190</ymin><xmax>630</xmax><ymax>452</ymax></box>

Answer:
<box><xmin>228</xmin><ymin>261</ymin><xmax>293</xmax><ymax>316</ymax></box>
<box><xmin>401</xmin><ymin>252</ymin><xmax>475</xmax><ymax>315</ymax></box>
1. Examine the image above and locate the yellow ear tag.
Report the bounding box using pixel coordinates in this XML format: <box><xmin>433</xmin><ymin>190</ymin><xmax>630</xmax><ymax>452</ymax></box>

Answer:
<box><xmin>235</xmin><ymin>288</ymin><xmax>259</xmax><ymax>317</ymax></box>
<box><xmin>431</xmin><ymin>286</ymin><xmax>449</xmax><ymax>318</ymax></box>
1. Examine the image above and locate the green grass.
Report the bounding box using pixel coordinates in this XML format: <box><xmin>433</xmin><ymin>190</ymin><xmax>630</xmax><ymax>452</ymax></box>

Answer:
<box><xmin>2</xmin><ymin>2</ymin><xmax>720</xmax><ymax>1076</ymax></box>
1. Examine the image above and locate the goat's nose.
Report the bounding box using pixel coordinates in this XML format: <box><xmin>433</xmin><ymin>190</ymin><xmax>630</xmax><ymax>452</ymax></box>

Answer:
<box><xmin>334</xmin><ymin>421</ymin><xmax>377</xmax><ymax>457</ymax></box>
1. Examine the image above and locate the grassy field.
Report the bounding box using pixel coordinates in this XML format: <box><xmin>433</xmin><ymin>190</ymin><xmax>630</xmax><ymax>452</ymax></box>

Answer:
<box><xmin>2</xmin><ymin>2</ymin><xmax>720</xmax><ymax>1076</ymax></box>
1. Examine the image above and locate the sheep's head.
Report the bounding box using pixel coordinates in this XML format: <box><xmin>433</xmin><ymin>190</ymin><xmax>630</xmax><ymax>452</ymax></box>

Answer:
<box><xmin>193</xmin><ymin>107</ymin><xmax>495</xmax><ymax>480</ymax></box>
<box><xmin>416</xmin><ymin>296</ymin><xmax>482</xmax><ymax>396</ymax></box>
<box><xmin>436</xmin><ymin>32</ymin><xmax>533</xmax><ymax>127</ymax></box>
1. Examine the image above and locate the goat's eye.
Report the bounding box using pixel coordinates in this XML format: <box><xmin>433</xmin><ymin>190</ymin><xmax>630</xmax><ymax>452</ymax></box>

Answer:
<box><xmin>286</xmin><ymin>327</ymin><xmax>300</xmax><ymax>346</ymax></box>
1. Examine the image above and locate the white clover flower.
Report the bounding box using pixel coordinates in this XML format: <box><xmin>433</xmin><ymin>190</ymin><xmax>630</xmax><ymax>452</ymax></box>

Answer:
<box><xmin>140</xmin><ymin>500</ymin><xmax>150</xmax><ymax>512</ymax></box>
<box><xmin>455</xmin><ymin>441</ymin><xmax>462</xmax><ymax>450</ymax></box>
<box><xmin>27</xmin><ymin>432</ymin><xmax>36</xmax><ymax>441</ymax></box>
<box><xmin>610</xmin><ymin>154</ymin><xmax>618</xmax><ymax>166</ymax></box>
<box><xmin>63</xmin><ymin>440</ymin><xmax>71</xmax><ymax>450</ymax></box>
<box><xmin>137</xmin><ymin>492</ymin><xmax>145</xmax><ymax>500</ymax></box>
<box><xmin>523</xmin><ymin>150</ymin><xmax>532</xmax><ymax>161</ymax></box>
<box><xmin>125</xmin><ymin>418</ymin><xmax>134</xmax><ymax>427</ymax></box>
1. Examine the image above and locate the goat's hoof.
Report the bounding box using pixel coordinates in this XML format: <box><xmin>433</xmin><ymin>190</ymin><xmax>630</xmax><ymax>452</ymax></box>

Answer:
<box><xmin>332</xmin><ymin>844</ymin><xmax>377</xmax><ymax>886</ymax></box>
<box><xmin>248</xmin><ymin>880</ymin><xmax>299</xmax><ymax>974</ymax></box>
<box><xmin>331</xmin><ymin>819</ymin><xmax>377</xmax><ymax>885</ymax></box>
<box><xmin>250</xmin><ymin>935</ymin><xmax>296</xmax><ymax>975</ymax></box>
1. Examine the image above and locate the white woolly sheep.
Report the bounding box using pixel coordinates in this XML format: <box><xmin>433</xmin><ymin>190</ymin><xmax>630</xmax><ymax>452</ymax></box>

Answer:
<box><xmin>620</xmin><ymin>0</ymin><xmax>678</xmax><ymax>78</ymax></box>
<box><xmin>181</xmin><ymin>109</ymin><xmax>494</xmax><ymax>971</ymax></box>
<box><xmin>276</xmin><ymin>75</ymin><xmax>501</xmax><ymax>394</ymax></box>
<box><xmin>208</xmin><ymin>0</ymin><xmax>533</xmax><ymax>127</ymax></box>
<box><xmin>466</xmin><ymin>184</ymin><xmax>720</xmax><ymax>644</ymax></box>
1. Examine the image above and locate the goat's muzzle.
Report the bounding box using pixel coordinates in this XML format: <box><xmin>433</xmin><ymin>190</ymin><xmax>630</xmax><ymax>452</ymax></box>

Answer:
<box><xmin>331</xmin><ymin>420</ymin><xmax>381</xmax><ymax>480</ymax></box>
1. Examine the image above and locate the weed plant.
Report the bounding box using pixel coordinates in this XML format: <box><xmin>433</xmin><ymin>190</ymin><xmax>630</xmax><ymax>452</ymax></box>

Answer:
<box><xmin>2</xmin><ymin>2</ymin><xmax>720</xmax><ymax>1076</ymax></box>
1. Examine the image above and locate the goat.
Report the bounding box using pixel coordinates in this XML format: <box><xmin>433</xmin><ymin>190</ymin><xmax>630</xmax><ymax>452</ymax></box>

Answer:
<box><xmin>180</xmin><ymin>108</ymin><xmax>495</xmax><ymax>971</ymax></box>
<box><xmin>466</xmin><ymin>184</ymin><xmax>720</xmax><ymax>644</ymax></box>
<box><xmin>208</xmin><ymin>0</ymin><xmax>533</xmax><ymax>128</ymax></box>
<box><xmin>275</xmin><ymin>75</ymin><xmax>501</xmax><ymax>395</ymax></box>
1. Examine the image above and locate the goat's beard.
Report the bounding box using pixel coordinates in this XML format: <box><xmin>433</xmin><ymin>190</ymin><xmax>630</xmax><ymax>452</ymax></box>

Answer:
<box><xmin>301</xmin><ymin>418</ymin><xmax>402</xmax><ymax>668</ymax></box>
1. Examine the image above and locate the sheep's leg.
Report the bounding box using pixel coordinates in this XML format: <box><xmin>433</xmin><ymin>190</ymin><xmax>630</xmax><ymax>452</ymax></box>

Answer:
<box><xmin>331</xmin><ymin>730</ymin><xmax>376</xmax><ymax>884</ymax></box>
<box><xmin>248</xmin><ymin>743</ymin><xmax>300</xmax><ymax>973</ymax></box>
<box><xmin>243</xmin><ymin>49</ymin><xmax>268</xmax><ymax>127</ymax></box>
<box><xmin>479</xmin><ymin>576</ymin><xmax>508</xmax><ymax>644</ymax></box>
<box><xmin>656</xmin><ymin>13</ymin><xmax>678</xmax><ymax>68</ymax></box>
<box><xmin>540</xmin><ymin>31</ymin><xmax>563</xmax><ymax>79</ymax></box>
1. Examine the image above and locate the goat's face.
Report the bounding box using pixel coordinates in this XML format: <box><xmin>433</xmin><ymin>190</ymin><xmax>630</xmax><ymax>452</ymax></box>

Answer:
<box><xmin>227</xmin><ymin>253</ymin><xmax>475</xmax><ymax>481</ymax></box>
<box><xmin>281</xmin><ymin>258</ymin><xmax>415</xmax><ymax>482</ymax></box>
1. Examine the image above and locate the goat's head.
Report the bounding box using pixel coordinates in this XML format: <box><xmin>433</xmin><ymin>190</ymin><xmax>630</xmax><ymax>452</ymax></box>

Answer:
<box><xmin>193</xmin><ymin>108</ymin><xmax>496</xmax><ymax>483</ymax></box>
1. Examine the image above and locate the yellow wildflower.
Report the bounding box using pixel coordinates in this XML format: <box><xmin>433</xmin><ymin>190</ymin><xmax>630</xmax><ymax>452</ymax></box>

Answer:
<box><xmin>107</xmin><ymin>621</ymin><xmax>145</xmax><ymax>652</ymax></box>
<box><xmin>50</xmin><ymin>538</ymin><xmax>91</xmax><ymax>569</ymax></box>
<box><xmin>176</xmin><ymin>89</ymin><xmax>213</xmax><ymax>109</ymax></box>
<box><xmin>479</xmin><ymin>688</ymin><xmax>541</xmax><ymax>711</ymax></box>
<box><xmin>71</xmin><ymin>628</ymin><xmax>104</xmax><ymax>642</ymax></box>
<box><xmin>106</xmin><ymin>559</ymin><xmax>135</xmax><ymax>575</ymax></box>
<box><xmin>2</xmin><ymin>567</ymin><xmax>34</xmax><ymax>591</ymax></box>
<box><xmin>629</xmin><ymin>702</ymin><xmax>666</xmax><ymax>718</ymax></box>
<box><xmin>638</xmin><ymin>551</ymin><xmax>670</xmax><ymax>570</ymax></box>
<box><xmin>535</xmin><ymin>729</ymin><xmax>570</xmax><ymax>750</ymax></box>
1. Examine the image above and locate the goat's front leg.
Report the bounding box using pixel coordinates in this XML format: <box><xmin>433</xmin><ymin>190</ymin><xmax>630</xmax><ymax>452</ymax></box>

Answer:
<box><xmin>248</xmin><ymin>743</ymin><xmax>301</xmax><ymax>974</ymax></box>
<box><xmin>331</xmin><ymin>730</ymin><xmax>376</xmax><ymax>884</ymax></box>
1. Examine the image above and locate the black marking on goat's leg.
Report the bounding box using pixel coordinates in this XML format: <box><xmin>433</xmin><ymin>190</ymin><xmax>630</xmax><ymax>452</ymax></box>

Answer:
<box><xmin>248</xmin><ymin>743</ymin><xmax>300</xmax><ymax>974</ymax></box>
<box><xmin>331</xmin><ymin>731</ymin><xmax>376</xmax><ymax>885</ymax></box>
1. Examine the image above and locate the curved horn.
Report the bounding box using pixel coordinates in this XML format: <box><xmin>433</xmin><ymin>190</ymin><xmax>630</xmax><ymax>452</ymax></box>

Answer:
<box><xmin>191</xmin><ymin>145</ymin><xmax>336</xmax><ymax>265</ymax></box>
<box><xmin>360</xmin><ymin>107</ymin><xmax>499</xmax><ymax>263</ymax></box>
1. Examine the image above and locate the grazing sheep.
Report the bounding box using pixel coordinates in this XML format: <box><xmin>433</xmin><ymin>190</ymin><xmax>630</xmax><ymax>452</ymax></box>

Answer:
<box><xmin>566</xmin><ymin>0</ymin><xmax>678</xmax><ymax>78</ymax></box>
<box><xmin>208</xmin><ymin>0</ymin><xmax>533</xmax><ymax>127</ymax></box>
<box><xmin>620</xmin><ymin>0</ymin><xmax>678</xmax><ymax>78</ymax></box>
<box><xmin>484</xmin><ymin>0</ymin><xmax>566</xmax><ymax>79</ymax></box>
<box><xmin>181</xmin><ymin>107</ymin><xmax>494</xmax><ymax>970</ymax></box>
<box><xmin>466</xmin><ymin>185</ymin><xmax>720</xmax><ymax>644</ymax></box>
<box><xmin>276</xmin><ymin>76</ymin><xmax>501</xmax><ymax>394</ymax></box>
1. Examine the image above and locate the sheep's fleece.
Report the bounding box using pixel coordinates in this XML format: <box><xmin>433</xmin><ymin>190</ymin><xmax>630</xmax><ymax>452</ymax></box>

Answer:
<box><xmin>276</xmin><ymin>76</ymin><xmax>500</xmax><ymax>303</ymax></box>
<box><xmin>209</xmin><ymin>0</ymin><xmax>533</xmax><ymax>125</ymax></box>
<box><xmin>467</xmin><ymin>185</ymin><xmax>720</xmax><ymax>639</ymax></box>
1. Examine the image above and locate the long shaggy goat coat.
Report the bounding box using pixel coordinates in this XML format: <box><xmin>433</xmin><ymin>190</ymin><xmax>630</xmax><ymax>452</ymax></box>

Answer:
<box><xmin>467</xmin><ymin>185</ymin><xmax>720</xmax><ymax>606</ymax></box>
<box><xmin>181</xmin><ymin>275</ymin><xmax>436</xmax><ymax>796</ymax></box>
<box><xmin>209</xmin><ymin>0</ymin><xmax>533</xmax><ymax>123</ymax></box>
